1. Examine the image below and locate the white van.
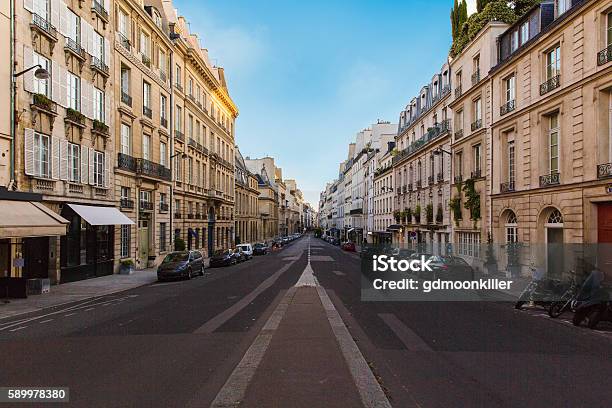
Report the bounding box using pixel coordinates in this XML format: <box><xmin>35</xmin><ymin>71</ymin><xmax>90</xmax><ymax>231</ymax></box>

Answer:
<box><xmin>236</xmin><ymin>244</ymin><xmax>253</xmax><ymax>260</ymax></box>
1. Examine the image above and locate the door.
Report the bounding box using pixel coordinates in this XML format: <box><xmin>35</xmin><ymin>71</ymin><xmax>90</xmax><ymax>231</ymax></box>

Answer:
<box><xmin>546</xmin><ymin>228</ymin><xmax>564</xmax><ymax>278</ymax></box>
<box><xmin>139</xmin><ymin>220</ymin><xmax>149</xmax><ymax>266</ymax></box>
<box><xmin>597</xmin><ymin>203</ymin><xmax>612</xmax><ymax>276</ymax></box>
<box><xmin>208</xmin><ymin>223</ymin><xmax>214</xmax><ymax>257</ymax></box>
<box><xmin>23</xmin><ymin>237</ymin><xmax>49</xmax><ymax>279</ymax></box>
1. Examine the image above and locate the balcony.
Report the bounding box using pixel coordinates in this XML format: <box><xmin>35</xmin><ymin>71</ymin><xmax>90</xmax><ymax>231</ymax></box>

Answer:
<box><xmin>540</xmin><ymin>75</ymin><xmax>561</xmax><ymax>96</ymax></box>
<box><xmin>121</xmin><ymin>91</ymin><xmax>132</xmax><ymax>107</ymax></box>
<box><xmin>437</xmin><ymin>173</ymin><xmax>444</xmax><ymax>183</ymax></box>
<box><xmin>141</xmin><ymin>54</ymin><xmax>151</xmax><ymax>68</ymax></box>
<box><xmin>454</xmin><ymin>129</ymin><xmax>464</xmax><ymax>140</ymax></box>
<box><xmin>402</xmin><ymin>185</ymin><xmax>407</xmax><ymax>194</ymax></box>
<box><xmin>118</xmin><ymin>153</ymin><xmax>137</xmax><ymax>172</ymax></box>
<box><xmin>174</xmin><ymin>213</ymin><xmax>182</xmax><ymax>219</ymax></box>
<box><xmin>454</xmin><ymin>175</ymin><xmax>463</xmax><ymax>184</ymax></box>
<box><xmin>471</xmin><ymin>69</ymin><xmax>480</xmax><ymax>86</ymax></box>
<box><xmin>407</xmin><ymin>183</ymin><xmax>413</xmax><ymax>191</ymax></box>
<box><xmin>500</xmin><ymin>181</ymin><xmax>515</xmax><ymax>193</ymax></box>
<box><xmin>159</xmin><ymin>202</ymin><xmax>169</xmax><ymax>212</ymax></box>
<box><xmin>391</xmin><ymin>120</ymin><xmax>451</xmax><ymax>165</ymax></box>
<box><xmin>539</xmin><ymin>172</ymin><xmax>560</xmax><ymax>187</ymax></box>
<box><xmin>598</xmin><ymin>44</ymin><xmax>612</xmax><ymax>66</ymax></box>
<box><xmin>500</xmin><ymin>99</ymin><xmax>515</xmax><ymax>116</ymax></box>
<box><xmin>143</xmin><ymin>105</ymin><xmax>152</xmax><ymax>119</ymax></box>
<box><xmin>597</xmin><ymin>163</ymin><xmax>612</xmax><ymax>179</ymax></box>
<box><xmin>195</xmin><ymin>213</ymin><xmax>202</xmax><ymax>219</ymax></box>
<box><xmin>140</xmin><ymin>201</ymin><xmax>154</xmax><ymax>212</ymax></box>
<box><xmin>120</xmin><ymin>198</ymin><xmax>134</xmax><ymax>209</ymax></box>
<box><xmin>64</xmin><ymin>37</ymin><xmax>86</xmax><ymax>60</ymax></box>
<box><xmin>160</xmin><ymin>117</ymin><xmax>168</xmax><ymax>128</ymax></box>
<box><xmin>31</xmin><ymin>14</ymin><xmax>57</xmax><ymax>41</ymax></box>
<box><xmin>175</xmin><ymin>130</ymin><xmax>185</xmax><ymax>143</ymax></box>
<box><xmin>160</xmin><ymin>70</ymin><xmax>167</xmax><ymax>83</ymax></box>
<box><xmin>92</xmin><ymin>119</ymin><xmax>109</xmax><ymax>136</ymax></box>
<box><xmin>138</xmin><ymin>158</ymin><xmax>171</xmax><ymax>181</ymax></box>
<box><xmin>427</xmin><ymin>175</ymin><xmax>434</xmax><ymax>185</ymax></box>
<box><xmin>91</xmin><ymin>56</ymin><xmax>109</xmax><ymax>77</ymax></box>
<box><xmin>471</xmin><ymin>169</ymin><xmax>482</xmax><ymax>179</ymax></box>
<box><xmin>31</xmin><ymin>93</ymin><xmax>57</xmax><ymax>115</ymax></box>
<box><xmin>117</xmin><ymin>32</ymin><xmax>130</xmax><ymax>51</ymax></box>
<box><xmin>416</xmin><ymin>180</ymin><xmax>422</xmax><ymax>188</ymax></box>
<box><xmin>454</xmin><ymin>85</ymin><xmax>462</xmax><ymax>99</ymax></box>
<box><xmin>470</xmin><ymin>119</ymin><xmax>482</xmax><ymax>132</ymax></box>
<box><xmin>187</xmin><ymin>213</ymin><xmax>194</xmax><ymax>219</ymax></box>
<box><xmin>92</xmin><ymin>0</ymin><xmax>109</xmax><ymax>22</ymax></box>
<box><xmin>65</xmin><ymin>108</ymin><xmax>85</xmax><ymax>127</ymax></box>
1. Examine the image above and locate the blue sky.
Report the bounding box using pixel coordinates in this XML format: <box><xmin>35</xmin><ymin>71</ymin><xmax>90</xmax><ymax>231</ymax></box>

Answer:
<box><xmin>174</xmin><ymin>0</ymin><xmax>476</xmax><ymax>207</ymax></box>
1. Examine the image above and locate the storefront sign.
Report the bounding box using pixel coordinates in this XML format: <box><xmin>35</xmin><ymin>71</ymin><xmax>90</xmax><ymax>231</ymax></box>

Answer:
<box><xmin>606</xmin><ymin>184</ymin><xmax>612</xmax><ymax>194</ymax></box>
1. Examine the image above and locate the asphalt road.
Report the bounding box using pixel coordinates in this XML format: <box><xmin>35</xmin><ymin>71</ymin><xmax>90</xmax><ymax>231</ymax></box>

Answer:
<box><xmin>1</xmin><ymin>235</ymin><xmax>611</xmax><ymax>407</ymax></box>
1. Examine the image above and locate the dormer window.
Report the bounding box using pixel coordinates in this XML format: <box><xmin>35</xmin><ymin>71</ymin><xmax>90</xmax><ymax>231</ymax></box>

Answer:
<box><xmin>557</xmin><ymin>0</ymin><xmax>570</xmax><ymax>16</ymax></box>
<box><xmin>153</xmin><ymin>10</ymin><xmax>162</xmax><ymax>29</ymax></box>
<box><xmin>520</xmin><ymin>21</ymin><xmax>529</xmax><ymax>45</ymax></box>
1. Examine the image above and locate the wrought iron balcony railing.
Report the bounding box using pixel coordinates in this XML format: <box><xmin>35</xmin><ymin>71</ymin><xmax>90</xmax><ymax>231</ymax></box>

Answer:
<box><xmin>539</xmin><ymin>171</ymin><xmax>560</xmax><ymax>187</ymax></box>
<box><xmin>437</xmin><ymin>173</ymin><xmax>444</xmax><ymax>183</ymax></box>
<box><xmin>64</xmin><ymin>37</ymin><xmax>85</xmax><ymax>59</ymax></box>
<box><xmin>140</xmin><ymin>201</ymin><xmax>154</xmax><ymax>211</ymax></box>
<box><xmin>407</xmin><ymin>183</ymin><xmax>413</xmax><ymax>191</ymax></box>
<box><xmin>471</xmin><ymin>69</ymin><xmax>480</xmax><ymax>86</ymax></box>
<box><xmin>143</xmin><ymin>105</ymin><xmax>152</xmax><ymax>118</ymax></box>
<box><xmin>416</xmin><ymin>180</ymin><xmax>422</xmax><ymax>188</ymax></box>
<box><xmin>454</xmin><ymin>129</ymin><xmax>464</xmax><ymax>140</ymax></box>
<box><xmin>427</xmin><ymin>175</ymin><xmax>434</xmax><ymax>185</ymax></box>
<box><xmin>540</xmin><ymin>75</ymin><xmax>561</xmax><ymax>95</ymax></box>
<box><xmin>31</xmin><ymin>14</ymin><xmax>57</xmax><ymax>40</ymax></box>
<box><xmin>160</xmin><ymin>117</ymin><xmax>168</xmax><ymax>128</ymax></box>
<box><xmin>175</xmin><ymin>130</ymin><xmax>185</xmax><ymax>142</ymax></box>
<box><xmin>500</xmin><ymin>99</ymin><xmax>515</xmax><ymax>116</ymax></box>
<box><xmin>500</xmin><ymin>181</ymin><xmax>515</xmax><ymax>193</ymax></box>
<box><xmin>159</xmin><ymin>202</ymin><xmax>169</xmax><ymax>212</ymax></box>
<box><xmin>471</xmin><ymin>119</ymin><xmax>482</xmax><ymax>132</ymax></box>
<box><xmin>91</xmin><ymin>56</ymin><xmax>109</xmax><ymax>76</ymax></box>
<box><xmin>92</xmin><ymin>0</ymin><xmax>109</xmax><ymax>22</ymax></box>
<box><xmin>117</xmin><ymin>153</ymin><xmax>171</xmax><ymax>181</ymax></box>
<box><xmin>597</xmin><ymin>44</ymin><xmax>612</xmax><ymax>66</ymax></box>
<box><xmin>118</xmin><ymin>153</ymin><xmax>137</xmax><ymax>172</ymax></box>
<box><xmin>117</xmin><ymin>32</ymin><xmax>130</xmax><ymax>50</ymax></box>
<box><xmin>454</xmin><ymin>175</ymin><xmax>463</xmax><ymax>184</ymax></box>
<box><xmin>454</xmin><ymin>85</ymin><xmax>462</xmax><ymax>99</ymax></box>
<box><xmin>120</xmin><ymin>198</ymin><xmax>134</xmax><ymax>209</ymax></box>
<box><xmin>121</xmin><ymin>91</ymin><xmax>132</xmax><ymax>107</ymax></box>
<box><xmin>597</xmin><ymin>163</ymin><xmax>612</xmax><ymax>179</ymax></box>
<box><xmin>471</xmin><ymin>169</ymin><xmax>482</xmax><ymax>179</ymax></box>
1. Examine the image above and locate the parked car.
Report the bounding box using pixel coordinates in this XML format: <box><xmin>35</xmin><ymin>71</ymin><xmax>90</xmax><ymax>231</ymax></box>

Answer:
<box><xmin>210</xmin><ymin>249</ymin><xmax>236</xmax><ymax>267</ymax></box>
<box><xmin>409</xmin><ymin>253</ymin><xmax>474</xmax><ymax>280</ymax></box>
<box><xmin>253</xmin><ymin>243</ymin><xmax>269</xmax><ymax>255</ymax></box>
<box><xmin>233</xmin><ymin>247</ymin><xmax>248</xmax><ymax>262</ymax></box>
<box><xmin>236</xmin><ymin>244</ymin><xmax>253</xmax><ymax>259</ymax></box>
<box><xmin>341</xmin><ymin>241</ymin><xmax>356</xmax><ymax>252</ymax></box>
<box><xmin>157</xmin><ymin>251</ymin><xmax>204</xmax><ymax>281</ymax></box>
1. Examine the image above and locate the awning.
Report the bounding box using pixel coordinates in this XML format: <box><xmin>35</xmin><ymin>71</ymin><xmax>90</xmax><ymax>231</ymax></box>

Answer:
<box><xmin>386</xmin><ymin>224</ymin><xmax>402</xmax><ymax>232</ymax></box>
<box><xmin>67</xmin><ymin>204</ymin><xmax>134</xmax><ymax>226</ymax></box>
<box><xmin>0</xmin><ymin>200</ymin><xmax>68</xmax><ymax>238</ymax></box>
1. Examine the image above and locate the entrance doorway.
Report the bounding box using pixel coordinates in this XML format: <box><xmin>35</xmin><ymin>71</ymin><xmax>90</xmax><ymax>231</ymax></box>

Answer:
<box><xmin>545</xmin><ymin>209</ymin><xmax>564</xmax><ymax>278</ymax></box>
<box><xmin>597</xmin><ymin>202</ymin><xmax>612</xmax><ymax>276</ymax></box>
<box><xmin>139</xmin><ymin>220</ymin><xmax>150</xmax><ymax>267</ymax></box>
<box><xmin>23</xmin><ymin>237</ymin><xmax>49</xmax><ymax>279</ymax></box>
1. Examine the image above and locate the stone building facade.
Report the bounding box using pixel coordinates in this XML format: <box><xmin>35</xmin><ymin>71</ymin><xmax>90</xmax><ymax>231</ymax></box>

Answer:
<box><xmin>235</xmin><ymin>148</ymin><xmax>260</xmax><ymax>244</ymax></box>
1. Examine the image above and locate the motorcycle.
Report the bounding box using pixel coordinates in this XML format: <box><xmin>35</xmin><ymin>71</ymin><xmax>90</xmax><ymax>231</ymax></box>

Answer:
<box><xmin>515</xmin><ymin>264</ymin><xmax>567</xmax><ymax>310</ymax></box>
<box><xmin>572</xmin><ymin>269</ymin><xmax>612</xmax><ymax>329</ymax></box>
<box><xmin>548</xmin><ymin>272</ymin><xmax>581</xmax><ymax>318</ymax></box>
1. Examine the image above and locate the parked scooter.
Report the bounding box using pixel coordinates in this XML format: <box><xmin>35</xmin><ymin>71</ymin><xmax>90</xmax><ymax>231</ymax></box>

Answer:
<box><xmin>515</xmin><ymin>264</ymin><xmax>567</xmax><ymax>310</ymax></box>
<box><xmin>572</xmin><ymin>269</ymin><xmax>612</xmax><ymax>329</ymax></box>
<box><xmin>548</xmin><ymin>271</ymin><xmax>581</xmax><ymax>318</ymax></box>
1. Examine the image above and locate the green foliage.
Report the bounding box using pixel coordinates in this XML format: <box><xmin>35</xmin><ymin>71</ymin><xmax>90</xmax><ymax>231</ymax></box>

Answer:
<box><xmin>174</xmin><ymin>237</ymin><xmax>186</xmax><ymax>251</ymax></box>
<box><xmin>426</xmin><ymin>203</ymin><xmax>434</xmax><ymax>224</ymax></box>
<box><xmin>120</xmin><ymin>259</ymin><xmax>134</xmax><ymax>266</ymax></box>
<box><xmin>414</xmin><ymin>204</ymin><xmax>422</xmax><ymax>223</ymax></box>
<box><xmin>463</xmin><ymin>178</ymin><xmax>481</xmax><ymax>223</ymax></box>
<box><xmin>314</xmin><ymin>227</ymin><xmax>323</xmax><ymax>238</ymax></box>
<box><xmin>512</xmin><ymin>0</ymin><xmax>541</xmax><ymax>17</ymax></box>
<box><xmin>477</xmin><ymin>0</ymin><xmax>491</xmax><ymax>13</ymax></box>
<box><xmin>405</xmin><ymin>207</ymin><xmax>413</xmax><ymax>224</ymax></box>
<box><xmin>436</xmin><ymin>203</ymin><xmax>444</xmax><ymax>223</ymax></box>
<box><xmin>393</xmin><ymin>210</ymin><xmax>401</xmax><ymax>222</ymax></box>
<box><xmin>449</xmin><ymin>184</ymin><xmax>462</xmax><ymax>226</ymax></box>
<box><xmin>450</xmin><ymin>0</ymin><xmax>468</xmax><ymax>41</ymax></box>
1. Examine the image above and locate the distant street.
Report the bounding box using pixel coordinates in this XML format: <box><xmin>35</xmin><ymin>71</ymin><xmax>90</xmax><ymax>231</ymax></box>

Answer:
<box><xmin>1</xmin><ymin>235</ymin><xmax>611</xmax><ymax>407</ymax></box>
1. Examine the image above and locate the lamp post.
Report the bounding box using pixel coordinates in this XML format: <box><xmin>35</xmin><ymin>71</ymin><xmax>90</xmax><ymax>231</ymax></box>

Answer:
<box><xmin>169</xmin><ymin>151</ymin><xmax>187</xmax><ymax>251</ymax></box>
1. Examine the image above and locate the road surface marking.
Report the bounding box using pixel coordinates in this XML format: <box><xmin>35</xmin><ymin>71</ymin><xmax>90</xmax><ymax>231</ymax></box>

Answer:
<box><xmin>84</xmin><ymin>308</ymin><xmax>95</xmax><ymax>312</ymax></box>
<box><xmin>64</xmin><ymin>313</ymin><xmax>76</xmax><ymax>317</ymax></box>
<box><xmin>378</xmin><ymin>313</ymin><xmax>433</xmax><ymax>352</ymax></box>
<box><xmin>332</xmin><ymin>270</ymin><xmax>346</xmax><ymax>276</ymax></box>
<box><xmin>9</xmin><ymin>326</ymin><xmax>27</xmax><ymax>332</ymax></box>
<box><xmin>310</xmin><ymin>255</ymin><xmax>335</xmax><ymax>262</ymax></box>
<box><xmin>39</xmin><ymin>319</ymin><xmax>54</xmax><ymax>324</ymax></box>
<box><xmin>209</xmin><ymin>287</ymin><xmax>297</xmax><ymax>408</ymax></box>
<box><xmin>194</xmin><ymin>258</ymin><xmax>300</xmax><ymax>334</ymax></box>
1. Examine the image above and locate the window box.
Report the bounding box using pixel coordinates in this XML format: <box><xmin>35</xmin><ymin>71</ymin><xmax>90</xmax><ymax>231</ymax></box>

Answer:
<box><xmin>65</xmin><ymin>108</ymin><xmax>85</xmax><ymax>127</ymax></box>
<box><xmin>31</xmin><ymin>93</ymin><xmax>57</xmax><ymax>115</ymax></box>
<box><xmin>91</xmin><ymin>56</ymin><xmax>109</xmax><ymax>77</ymax></box>
<box><xmin>92</xmin><ymin>119</ymin><xmax>109</xmax><ymax>136</ymax></box>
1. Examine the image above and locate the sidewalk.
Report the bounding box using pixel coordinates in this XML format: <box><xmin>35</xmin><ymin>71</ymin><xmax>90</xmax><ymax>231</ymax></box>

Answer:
<box><xmin>0</xmin><ymin>269</ymin><xmax>158</xmax><ymax>320</ymax></box>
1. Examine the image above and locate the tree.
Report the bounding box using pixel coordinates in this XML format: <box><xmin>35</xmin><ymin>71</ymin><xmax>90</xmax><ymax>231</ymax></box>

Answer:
<box><xmin>512</xmin><ymin>0</ymin><xmax>540</xmax><ymax>17</ymax></box>
<box><xmin>477</xmin><ymin>0</ymin><xmax>491</xmax><ymax>13</ymax></box>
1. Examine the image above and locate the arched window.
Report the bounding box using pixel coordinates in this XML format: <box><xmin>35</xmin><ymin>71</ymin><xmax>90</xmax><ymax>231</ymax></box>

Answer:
<box><xmin>547</xmin><ymin>209</ymin><xmax>563</xmax><ymax>224</ymax></box>
<box><xmin>504</xmin><ymin>210</ymin><xmax>518</xmax><ymax>243</ymax></box>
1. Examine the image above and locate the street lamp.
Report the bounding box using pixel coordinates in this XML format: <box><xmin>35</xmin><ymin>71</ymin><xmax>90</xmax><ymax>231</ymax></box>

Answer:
<box><xmin>14</xmin><ymin>64</ymin><xmax>50</xmax><ymax>80</ymax></box>
<box><xmin>432</xmin><ymin>147</ymin><xmax>451</xmax><ymax>156</ymax></box>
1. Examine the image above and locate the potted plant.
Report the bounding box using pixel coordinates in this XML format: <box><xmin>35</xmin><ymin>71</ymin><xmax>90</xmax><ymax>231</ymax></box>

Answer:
<box><xmin>405</xmin><ymin>207</ymin><xmax>412</xmax><ymax>224</ymax></box>
<box><xmin>119</xmin><ymin>259</ymin><xmax>134</xmax><ymax>275</ymax></box>
<box><xmin>426</xmin><ymin>203</ymin><xmax>434</xmax><ymax>224</ymax></box>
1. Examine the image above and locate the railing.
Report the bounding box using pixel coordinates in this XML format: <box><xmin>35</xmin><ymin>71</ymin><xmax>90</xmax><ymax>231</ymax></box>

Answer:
<box><xmin>140</xmin><ymin>201</ymin><xmax>154</xmax><ymax>211</ymax></box>
<box><xmin>187</xmin><ymin>213</ymin><xmax>194</xmax><ymax>219</ymax></box>
<box><xmin>471</xmin><ymin>69</ymin><xmax>480</xmax><ymax>86</ymax></box>
<box><xmin>454</xmin><ymin>129</ymin><xmax>464</xmax><ymax>140</ymax></box>
<box><xmin>500</xmin><ymin>181</ymin><xmax>515</xmax><ymax>193</ymax></box>
<box><xmin>392</xmin><ymin>120</ymin><xmax>451</xmax><ymax>165</ymax></box>
<box><xmin>121</xmin><ymin>91</ymin><xmax>132</xmax><ymax>107</ymax></box>
<box><xmin>92</xmin><ymin>0</ymin><xmax>109</xmax><ymax>21</ymax></box>
<box><xmin>120</xmin><ymin>198</ymin><xmax>134</xmax><ymax>209</ymax></box>
<box><xmin>437</xmin><ymin>173</ymin><xmax>444</xmax><ymax>183</ymax></box>
<box><xmin>416</xmin><ymin>180</ymin><xmax>422</xmax><ymax>188</ymax></box>
<box><xmin>454</xmin><ymin>85</ymin><xmax>462</xmax><ymax>99</ymax></box>
<box><xmin>175</xmin><ymin>130</ymin><xmax>185</xmax><ymax>142</ymax></box>
<box><xmin>91</xmin><ymin>56</ymin><xmax>109</xmax><ymax>75</ymax></box>
<box><xmin>454</xmin><ymin>175</ymin><xmax>463</xmax><ymax>184</ymax></box>
<box><xmin>118</xmin><ymin>153</ymin><xmax>137</xmax><ymax>172</ymax></box>
<box><xmin>143</xmin><ymin>106</ymin><xmax>152</xmax><ymax>118</ymax></box>
<box><xmin>500</xmin><ymin>99</ymin><xmax>515</xmax><ymax>116</ymax></box>
<box><xmin>64</xmin><ymin>37</ymin><xmax>85</xmax><ymax>59</ymax></box>
<box><xmin>539</xmin><ymin>171</ymin><xmax>560</xmax><ymax>187</ymax></box>
<box><xmin>31</xmin><ymin>14</ymin><xmax>57</xmax><ymax>40</ymax></box>
<box><xmin>160</xmin><ymin>117</ymin><xmax>168</xmax><ymax>128</ymax></box>
<box><xmin>428</xmin><ymin>175</ymin><xmax>434</xmax><ymax>185</ymax></box>
<box><xmin>65</xmin><ymin>108</ymin><xmax>85</xmax><ymax>125</ymax></box>
<box><xmin>92</xmin><ymin>120</ymin><xmax>109</xmax><ymax>135</ymax></box>
<box><xmin>471</xmin><ymin>169</ymin><xmax>482</xmax><ymax>179</ymax></box>
<box><xmin>174</xmin><ymin>213</ymin><xmax>182</xmax><ymax>219</ymax></box>
<box><xmin>471</xmin><ymin>119</ymin><xmax>482</xmax><ymax>132</ymax></box>
<box><xmin>117</xmin><ymin>32</ymin><xmax>130</xmax><ymax>50</ymax></box>
<box><xmin>141</xmin><ymin>54</ymin><xmax>151</xmax><ymax>68</ymax></box>
<box><xmin>31</xmin><ymin>94</ymin><xmax>57</xmax><ymax>113</ymax></box>
<box><xmin>597</xmin><ymin>163</ymin><xmax>612</xmax><ymax>179</ymax></box>
<box><xmin>159</xmin><ymin>202</ymin><xmax>169</xmax><ymax>212</ymax></box>
<box><xmin>137</xmin><ymin>158</ymin><xmax>171</xmax><ymax>181</ymax></box>
<box><xmin>597</xmin><ymin>44</ymin><xmax>612</xmax><ymax>66</ymax></box>
<box><xmin>540</xmin><ymin>75</ymin><xmax>560</xmax><ymax>95</ymax></box>
<box><xmin>195</xmin><ymin>213</ymin><xmax>202</xmax><ymax>219</ymax></box>
<box><xmin>441</xmin><ymin>84</ymin><xmax>451</xmax><ymax>97</ymax></box>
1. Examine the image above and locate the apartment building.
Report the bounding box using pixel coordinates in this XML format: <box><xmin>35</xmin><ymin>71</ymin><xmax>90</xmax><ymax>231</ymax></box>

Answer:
<box><xmin>489</xmin><ymin>0</ymin><xmax>612</xmax><ymax>275</ymax></box>
<box><xmin>372</xmin><ymin>142</ymin><xmax>395</xmax><ymax>244</ymax></box>
<box><xmin>449</xmin><ymin>21</ymin><xmax>509</xmax><ymax>259</ymax></box>
<box><xmin>247</xmin><ymin>159</ymin><xmax>279</xmax><ymax>242</ymax></box>
<box><xmin>394</xmin><ymin>62</ymin><xmax>453</xmax><ymax>249</ymax></box>
<box><xmin>235</xmin><ymin>148</ymin><xmax>259</xmax><ymax>244</ymax></box>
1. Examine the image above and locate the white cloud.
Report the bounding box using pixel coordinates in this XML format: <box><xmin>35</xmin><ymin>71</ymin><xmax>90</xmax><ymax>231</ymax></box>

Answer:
<box><xmin>336</xmin><ymin>62</ymin><xmax>392</xmax><ymax>108</ymax></box>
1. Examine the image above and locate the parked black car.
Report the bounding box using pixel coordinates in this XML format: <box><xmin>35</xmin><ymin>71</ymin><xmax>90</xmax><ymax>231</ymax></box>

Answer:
<box><xmin>253</xmin><ymin>243</ymin><xmax>269</xmax><ymax>255</ymax></box>
<box><xmin>157</xmin><ymin>251</ymin><xmax>204</xmax><ymax>281</ymax></box>
<box><xmin>210</xmin><ymin>249</ymin><xmax>236</xmax><ymax>267</ymax></box>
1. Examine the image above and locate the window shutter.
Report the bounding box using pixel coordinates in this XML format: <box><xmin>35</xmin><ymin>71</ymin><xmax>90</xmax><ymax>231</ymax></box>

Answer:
<box><xmin>23</xmin><ymin>0</ymin><xmax>34</xmax><ymax>13</ymax></box>
<box><xmin>80</xmin><ymin>145</ymin><xmax>89</xmax><ymax>184</ymax></box>
<box><xmin>104</xmin><ymin>152</ymin><xmax>111</xmax><ymax>188</ymax></box>
<box><xmin>59</xmin><ymin>66</ymin><xmax>68</xmax><ymax>107</ymax></box>
<box><xmin>87</xmin><ymin>22</ymin><xmax>95</xmax><ymax>56</ymax></box>
<box><xmin>104</xmin><ymin>93</ymin><xmax>110</xmax><ymax>124</ymax></box>
<box><xmin>82</xmin><ymin>81</ymin><xmax>92</xmax><ymax>119</ymax></box>
<box><xmin>23</xmin><ymin>46</ymin><xmax>35</xmax><ymax>93</ymax></box>
<box><xmin>24</xmin><ymin>128</ymin><xmax>35</xmax><ymax>176</ymax></box>
<box><xmin>51</xmin><ymin>60</ymin><xmax>60</xmax><ymax>103</ymax></box>
<box><xmin>89</xmin><ymin>148</ymin><xmax>95</xmax><ymax>185</ymax></box>
<box><xmin>50</xmin><ymin>0</ymin><xmax>60</xmax><ymax>29</ymax></box>
<box><xmin>60</xmin><ymin>139</ymin><xmax>68</xmax><ymax>181</ymax></box>
<box><xmin>59</xmin><ymin>1</ymin><xmax>68</xmax><ymax>37</ymax></box>
<box><xmin>51</xmin><ymin>137</ymin><xmax>60</xmax><ymax>179</ymax></box>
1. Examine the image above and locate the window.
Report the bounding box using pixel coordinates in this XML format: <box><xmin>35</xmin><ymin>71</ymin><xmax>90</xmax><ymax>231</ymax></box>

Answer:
<box><xmin>92</xmin><ymin>31</ymin><xmax>104</xmax><ymax>61</ymax></box>
<box><xmin>176</xmin><ymin>65</ymin><xmax>182</xmax><ymax>86</ymax></box>
<box><xmin>32</xmin><ymin>0</ymin><xmax>48</xmax><ymax>20</ymax></box>
<box><xmin>473</xmin><ymin>144</ymin><xmax>481</xmax><ymax>174</ymax></box>
<box><xmin>67</xmin><ymin>72</ymin><xmax>80</xmax><ymax>110</ymax></box>
<box><xmin>196</xmin><ymin>84</ymin><xmax>201</xmax><ymax>103</ymax></box>
<box><xmin>511</xmin><ymin>30</ymin><xmax>519</xmax><ymax>52</ymax></box>
<box><xmin>143</xmin><ymin>134</ymin><xmax>151</xmax><ymax>160</ymax></box>
<box><xmin>508</xmin><ymin>141</ymin><xmax>515</xmax><ymax>186</ymax></box>
<box><xmin>120</xmin><ymin>225</ymin><xmax>130</xmax><ymax>258</ymax></box>
<box><xmin>175</xmin><ymin>105</ymin><xmax>182</xmax><ymax>131</ymax></box>
<box><xmin>188</xmin><ymin>114</ymin><xmax>193</xmax><ymax>138</ymax></box>
<box><xmin>120</xmin><ymin>123</ymin><xmax>131</xmax><ymax>154</ymax></box>
<box><xmin>188</xmin><ymin>77</ymin><xmax>193</xmax><ymax>96</ymax></box>
<box><xmin>473</xmin><ymin>98</ymin><xmax>482</xmax><ymax>121</ymax></box>
<box><xmin>520</xmin><ymin>21</ymin><xmax>529</xmax><ymax>45</ymax></box>
<box><xmin>67</xmin><ymin>9</ymin><xmax>80</xmax><ymax>44</ymax></box>
<box><xmin>121</xmin><ymin>186</ymin><xmax>130</xmax><ymax>201</ymax></box>
<box><xmin>93</xmin><ymin>88</ymin><xmax>104</xmax><ymax>122</ymax></box>
<box><xmin>545</xmin><ymin>45</ymin><xmax>561</xmax><ymax>80</ymax></box>
<box><xmin>456</xmin><ymin>109</ymin><xmax>464</xmax><ymax>131</ymax></box>
<box><xmin>505</xmin><ymin>74</ymin><xmax>515</xmax><ymax>103</ymax></box>
<box><xmin>505</xmin><ymin>211</ymin><xmax>518</xmax><ymax>244</ymax></box>
<box><xmin>549</xmin><ymin>114</ymin><xmax>560</xmax><ymax>174</ymax></box>
<box><xmin>32</xmin><ymin>52</ymin><xmax>50</xmax><ymax>96</ymax></box>
<box><xmin>159</xmin><ymin>223</ymin><xmax>167</xmax><ymax>252</ymax></box>
<box><xmin>121</xmin><ymin>67</ymin><xmax>130</xmax><ymax>94</ymax></box>
<box><xmin>93</xmin><ymin>150</ymin><xmax>104</xmax><ymax>187</ymax></box>
<box><xmin>140</xmin><ymin>31</ymin><xmax>150</xmax><ymax>57</ymax></box>
<box><xmin>140</xmin><ymin>190</ymin><xmax>151</xmax><ymax>207</ymax></box>
<box><xmin>33</xmin><ymin>132</ymin><xmax>50</xmax><ymax>178</ymax></box>
<box><xmin>160</xmin><ymin>94</ymin><xmax>167</xmax><ymax>122</ymax></box>
<box><xmin>557</xmin><ymin>0</ymin><xmax>569</xmax><ymax>16</ymax></box>
<box><xmin>68</xmin><ymin>142</ymin><xmax>80</xmax><ymax>182</ymax></box>
<box><xmin>118</xmin><ymin>8</ymin><xmax>129</xmax><ymax>38</ymax></box>
<box><xmin>153</xmin><ymin>10</ymin><xmax>162</xmax><ymax>28</ymax></box>
<box><xmin>456</xmin><ymin>232</ymin><xmax>481</xmax><ymax>258</ymax></box>
<box><xmin>159</xmin><ymin>49</ymin><xmax>167</xmax><ymax>74</ymax></box>
<box><xmin>188</xmin><ymin>157</ymin><xmax>193</xmax><ymax>184</ymax></box>
<box><xmin>143</xmin><ymin>81</ymin><xmax>151</xmax><ymax>109</ymax></box>
<box><xmin>455</xmin><ymin>151</ymin><xmax>463</xmax><ymax>178</ymax></box>
<box><xmin>160</xmin><ymin>142</ymin><xmax>167</xmax><ymax>167</ymax></box>
<box><xmin>608</xmin><ymin>12</ymin><xmax>612</xmax><ymax>46</ymax></box>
